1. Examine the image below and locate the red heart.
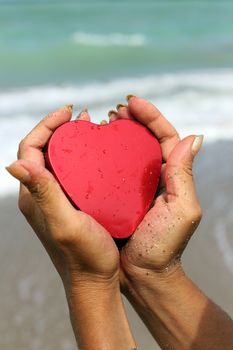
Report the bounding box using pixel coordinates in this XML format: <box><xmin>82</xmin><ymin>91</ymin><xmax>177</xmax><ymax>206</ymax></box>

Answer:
<box><xmin>45</xmin><ymin>119</ymin><xmax>162</xmax><ymax>239</ymax></box>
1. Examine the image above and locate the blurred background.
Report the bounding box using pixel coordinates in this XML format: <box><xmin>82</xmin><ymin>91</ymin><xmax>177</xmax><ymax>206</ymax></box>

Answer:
<box><xmin>0</xmin><ymin>1</ymin><xmax>233</xmax><ymax>349</ymax></box>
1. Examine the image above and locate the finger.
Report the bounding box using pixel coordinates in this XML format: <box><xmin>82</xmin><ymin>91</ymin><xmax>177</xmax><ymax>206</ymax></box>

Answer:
<box><xmin>17</xmin><ymin>105</ymin><xmax>73</xmax><ymax>202</ymax></box>
<box><xmin>6</xmin><ymin>160</ymin><xmax>76</xmax><ymax>222</ymax></box>
<box><xmin>108</xmin><ymin>105</ymin><xmax>134</xmax><ymax>123</ymax></box>
<box><xmin>108</xmin><ymin>110</ymin><xmax>118</xmax><ymax>123</ymax></box>
<box><xmin>165</xmin><ymin>135</ymin><xmax>204</xmax><ymax>208</ymax></box>
<box><xmin>18</xmin><ymin>105</ymin><xmax>73</xmax><ymax>165</ymax></box>
<box><xmin>100</xmin><ymin>120</ymin><xmax>108</xmax><ymax>125</ymax></box>
<box><xmin>127</xmin><ymin>96</ymin><xmax>180</xmax><ymax>161</ymax></box>
<box><xmin>76</xmin><ymin>108</ymin><xmax>91</xmax><ymax>122</ymax></box>
<box><xmin>116</xmin><ymin>104</ymin><xmax>134</xmax><ymax>120</ymax></box>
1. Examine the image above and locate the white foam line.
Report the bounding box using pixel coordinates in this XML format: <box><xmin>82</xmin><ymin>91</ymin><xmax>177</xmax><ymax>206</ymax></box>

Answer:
<box><xmin>71</xmin><ymin>32</ymin><xmax>147</xmax><ymax>47</ymax></box>
<box><xmin>1</xmin><ymin>69</ymin><xmax>233</xmax><ymax>117</ymax></box>
<box><xmin>215</xmin><ymin>221</ymin><xmax>233</xmax><ymax>274</ymax></box>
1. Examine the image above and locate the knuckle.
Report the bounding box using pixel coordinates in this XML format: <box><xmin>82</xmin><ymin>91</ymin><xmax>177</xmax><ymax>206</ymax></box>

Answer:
<box><xmin>56</xmin><ymin>227</ymin><xmax>78</xmax><ymax>248</ymax></box>
<box><xmin>28</xmin><ymin>181</ymin><xmax>49</xmax><ymax>205</ymax></box>
<box><xmin>18</xmin><ymin>138</ymin><xmax>29</xmax><ymax>159</ymax></box>
<box><xmin>186</xmin><ymin>203</ymin><xmax>203</xmax><ymax>223</ymax></box>
<box><xmin>182</xmin><ymin>161</ymin><xmax>193</xmax><ymax>178</ymax></box>
<box><xmin>73</xmin><ymin>211</ymin><xmax>89</xmax><ymax>234</ymax></box>
<box><xmin>18</xmin><ymin>197</ymin><xmax>26</xmax><ymax>214</ymax></box>
<box><xmin>18</xmin><ymin>138</ymin><xmax>27</xmax><ymax>151</ymax></box>
<box><xmin>18</xmin><ymin>197</ymin><xmax>30</xmax><ymax>217</ymax></box>
<box><xmin>159</xmin><ymin>130</ymin><xmax>179</xmax><ymax>145</ymax></box>
<box><xmin>55</xmin><ymin>230</ymin><xmax>73</xmax><ymax>247</ymax></box>
<box><xmin>195</xmin><ymin>205</ymin><xmax>203</xmax><ymax>221</ymax></box>
<box><xmin>56</xmin><ymin>213</ymin><xmax>87</xmax><ymax>247</ymax></box>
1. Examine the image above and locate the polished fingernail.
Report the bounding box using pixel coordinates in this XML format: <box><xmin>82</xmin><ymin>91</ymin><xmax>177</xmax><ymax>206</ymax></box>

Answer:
<box><xmin>192</xmin><ymin>135</ymin><xmax>204</xmax><ymax>156</ymax></box>
<box><xmin>108</xmin><ymin>110</ymin><xmax>117</xmax><ymax>118</ymax></box>
<box><xmin>65</xmin><ymin>104</ymin><xmax>73</xmax><ymax>113</ymax></box>
<box><xmin>116</xmin><ymin>103</ymin><xmax>127</xmax><ymax>111</ymax></box>
<box><xmin>5</xmin><ymin>162</ymin><xmax>31</xmax><ymax>182</ymax></box>
<box><xmin>100</xmin><ymin>119</ymin><xmax>108</xmax><ymax>125</ymax></box>
<box><xmin>126</xmin><ymin>94</ymin><xmax>136</xmax><ymax>101</ymax></box>
<box><xmin>76</xmin><ymin>108</ymin><xmax>88</xmax><ymax>120</ymax></box>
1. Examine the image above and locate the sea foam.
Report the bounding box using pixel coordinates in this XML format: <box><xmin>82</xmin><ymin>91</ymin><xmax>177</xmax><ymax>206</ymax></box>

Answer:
<box><xmin>71</xmin><ymin>32</ymin><xmax>147</xmax><ymax>47</ymax></box>
<box><xmin>1</xmin><ymin>69</ymin><xmax>233</xmax><ymax>196</ymax></box>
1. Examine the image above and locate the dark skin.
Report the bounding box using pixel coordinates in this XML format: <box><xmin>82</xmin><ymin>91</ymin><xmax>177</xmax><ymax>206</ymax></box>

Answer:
<box><xmin>7</xmin><ymin>97</ymin><xmax>233</xmax><ymax>349</ymax></box>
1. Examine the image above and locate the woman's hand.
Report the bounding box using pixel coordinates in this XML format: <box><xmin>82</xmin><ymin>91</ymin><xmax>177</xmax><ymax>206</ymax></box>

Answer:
<box><xmin>109</xmin><ymin>96</ymin><xmax>203</xmax><ymax>281</ymax></box>
<box><xmin>7</xmin><ymin>105</ymin><xmax>119</xmax><ymax>285</ymax></box>
<box><xmin>6</xmin><ymin>106</ymin><xmax>136</xmax><ymax>350</ymax></box>
<box><xmin>109</xmin><ymin>97</ymin><xmax>233</xmax><ymax>350</ymax></box>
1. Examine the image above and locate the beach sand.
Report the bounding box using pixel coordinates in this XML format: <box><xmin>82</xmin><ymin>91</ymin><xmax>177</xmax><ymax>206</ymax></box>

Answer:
<box><xmin>0</xmin><ymin>141</ymin><xmax>232</xmax><ymax>350</ymax></box>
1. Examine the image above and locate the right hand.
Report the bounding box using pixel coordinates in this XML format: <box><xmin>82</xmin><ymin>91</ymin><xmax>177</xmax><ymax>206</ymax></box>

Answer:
<box><xmin>108</xmin><ymin>97</ymin><xmax>203</xmax><ymax>287</ymax></box>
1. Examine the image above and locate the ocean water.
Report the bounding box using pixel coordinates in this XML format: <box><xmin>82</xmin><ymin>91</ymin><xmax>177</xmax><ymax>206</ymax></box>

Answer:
<box><xmin>1</xmin><ymin>0</ymin><xmax>233</xmax><ymax>196</ymax></box>
<box><xmin>1</xmin><ymin>3</ymin><xmax>233</xmax><ymax>350</ymax></box>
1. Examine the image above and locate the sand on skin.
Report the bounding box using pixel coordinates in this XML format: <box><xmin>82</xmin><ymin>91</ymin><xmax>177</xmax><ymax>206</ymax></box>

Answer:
<box><xmin>0</xmin><ymin>141</ymin><xmax>233</xmax><ymax>350</ymax></box>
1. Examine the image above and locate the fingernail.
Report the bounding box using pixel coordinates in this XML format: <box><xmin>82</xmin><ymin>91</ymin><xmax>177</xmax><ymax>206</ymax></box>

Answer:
<box><xmin>65</xmin><ymin>104</ymin><xmax>73</xmax><ymax>113</ymax></box>
<box><xmin>192</xmin><ymin>135</ymin><xmax>204</xmax><ymax>156</ymax></box>
<box><xmin>116</xmin><ymin>103</ymin><xmax>127</xmax><ymax>111</ymax></box>
<box><xmin>108</xmin><ymin>110</ymin><xmax>117</xmax><ymax>118</ymax></box>
<box><xmin>5</xmin><ymin>162</ymin><xmax>31</xmax><ymax>182</ymax></box>
<box><xmin>76</xmin><ymin>108</ymin><xmax>88</xmax><ymax>120</ymax></box>
<box><xmin>126</xmin><ymin>94</ymin><xmax>136</xmax><ymax>102</ymax></box>
<box><xmin>100</xmin><ymin>119</ymin><xmax>108</xmax><ymax>125</ymax></box>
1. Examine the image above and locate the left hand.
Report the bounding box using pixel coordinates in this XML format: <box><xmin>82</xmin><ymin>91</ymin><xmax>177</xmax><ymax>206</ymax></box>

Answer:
<box><xmin>6</xmin><ymin>106</ymin><xmax>120</xmax><ymax>290</ymax></box>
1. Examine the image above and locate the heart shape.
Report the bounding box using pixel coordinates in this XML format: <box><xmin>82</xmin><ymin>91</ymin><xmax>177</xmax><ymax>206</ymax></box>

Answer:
<box><xmin>45</xmin><ymin>119</ymin><xmax>162</xmax><ymax>239</ymax></box>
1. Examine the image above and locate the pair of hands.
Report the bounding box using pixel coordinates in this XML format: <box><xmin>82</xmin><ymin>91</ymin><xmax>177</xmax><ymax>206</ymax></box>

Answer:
<box><xmin>6</xmin><ymin>96</ymin><xmax>203</xmax><ymax>348</ymax></box>
<box><xmin>7</xmin><ymin>96</ymin><xmax>203</xmax><ymax>288</ymax></box>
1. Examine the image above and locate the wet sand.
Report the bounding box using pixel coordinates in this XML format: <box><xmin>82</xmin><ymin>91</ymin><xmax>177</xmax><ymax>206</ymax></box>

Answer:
<box><xmin>0</xmin><ymin>141</ymin><xmax>233</xmax><ymax>350</ymax></box>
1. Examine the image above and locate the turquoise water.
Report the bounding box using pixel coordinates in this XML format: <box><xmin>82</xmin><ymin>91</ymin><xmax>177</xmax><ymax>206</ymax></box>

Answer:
<box><xmin>1</xmin><ymin>1</ymin><xmax>233</xmax><ymax>196</ymax></box>
<box><xmin>1</xmin><ymin>1</ymin><xmax>233</xmax><ymax>87</ymax></box>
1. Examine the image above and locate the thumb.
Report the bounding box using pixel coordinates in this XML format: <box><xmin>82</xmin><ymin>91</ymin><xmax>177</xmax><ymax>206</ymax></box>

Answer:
<box><xmin>165</xmin><ymin>135</ymin><xmax>203</xmax><ymax>205</ymax></box>
<box><xmin>6</xmin><ymin>159</ymin><xmax>73</xmax><ymax>217</ymax></box>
